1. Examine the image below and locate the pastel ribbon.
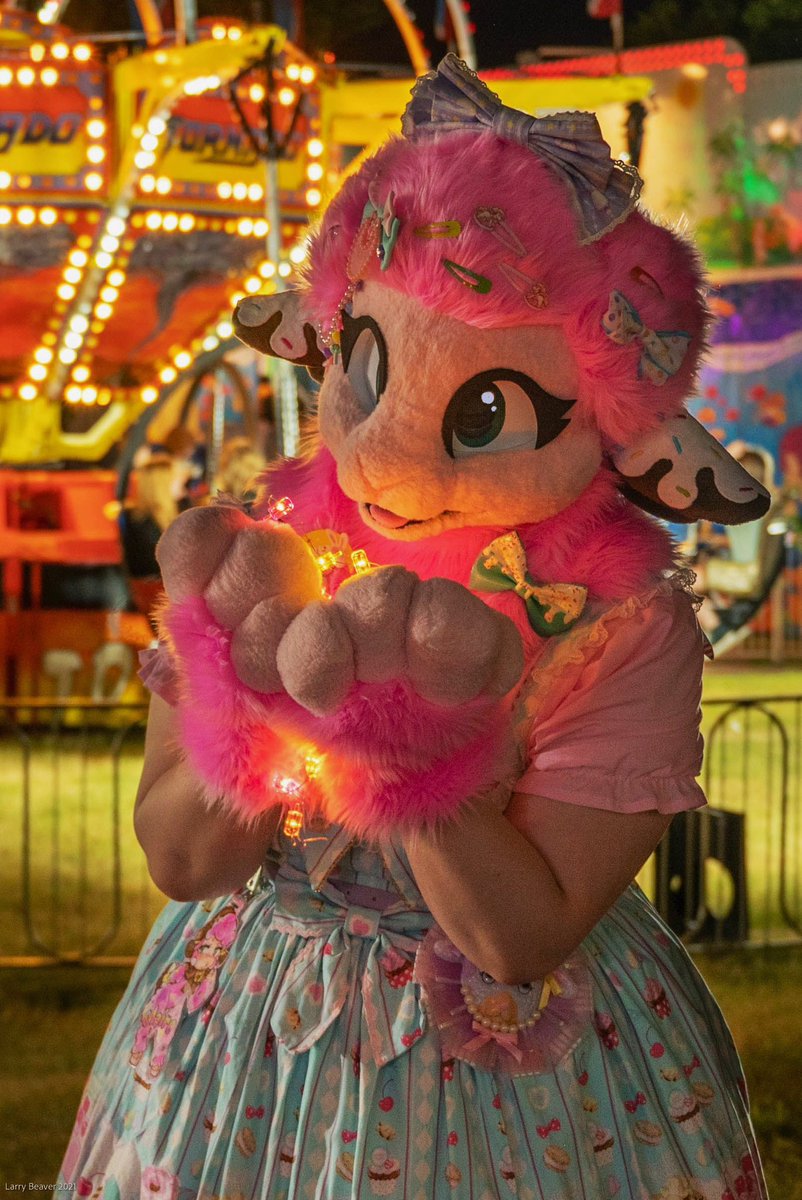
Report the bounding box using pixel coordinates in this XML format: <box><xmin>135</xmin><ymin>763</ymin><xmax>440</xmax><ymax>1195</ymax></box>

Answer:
<box><xmin>469</xmin><ymin>532</ymin><xmax>587</xmax><ymax>637</ymax></box>
<box><xmin>402</xmin><ymin>53</ymin><xmax>642</xmax><ymax>245</ymax></box>
<box><xmin>463</xmin><ymin>1019</ymin><xmax>524</xmax><ymax>1064</ymax></box>
<box><xmin>602</xmin><ymin>290</ymin><xmax>691</xmax><ymax>387</ymax></box>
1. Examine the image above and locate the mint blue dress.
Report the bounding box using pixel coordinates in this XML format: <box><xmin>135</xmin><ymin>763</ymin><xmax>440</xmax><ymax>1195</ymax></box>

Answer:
<box><xmin>58</xmin><ymin>815</ymin><xmax>767</xmax><ymax>1200</ymax></box>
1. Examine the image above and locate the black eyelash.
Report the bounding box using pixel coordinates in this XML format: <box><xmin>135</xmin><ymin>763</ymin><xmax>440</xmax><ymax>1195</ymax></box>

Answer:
<box><xmin>340</xmin><ymin>310</ymin><xmax>389</xmax><ymax>398</ymax></box>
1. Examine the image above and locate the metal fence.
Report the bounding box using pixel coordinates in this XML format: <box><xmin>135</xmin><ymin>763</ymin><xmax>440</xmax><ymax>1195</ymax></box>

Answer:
<box><xmin>0</xmin><ymin>695</ymin><xmax>800</xmax><ymax>965</ymax></box>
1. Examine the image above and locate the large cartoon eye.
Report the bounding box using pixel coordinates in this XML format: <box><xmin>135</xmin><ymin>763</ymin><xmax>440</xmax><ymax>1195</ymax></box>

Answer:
<box><xmin>341</xmin><ymin>310</ymin><xmax>388</xmax><ymax>414</ymax></box>
<box><xmin>441</xmin><ymin>369</ymin><xmax>575</xmax><ymax>459</ymax></box>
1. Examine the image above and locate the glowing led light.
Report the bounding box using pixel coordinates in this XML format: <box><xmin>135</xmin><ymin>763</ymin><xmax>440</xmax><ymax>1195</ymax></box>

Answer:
<box><xmin>94</xmin><ymin>302</ymin><xmax>113</xmax><ymax>320</ymax></box>
<box><xmin>228</xmin><ymin>25</ymin><xmax>242</xmax><ymax>40</ymax></box>
<box><xmin>178</xmin><ymin>215</ymin><xmax>194</xmax><ymax>232</ymax></box>
<box><xmin>286</xmin><ymin>63</ymin><xmax>301</xmax><ymax>81</ymax></box>
<box><xmin>267</xmin><ymin>495</ymin><xmax>294</xmax><ymax>521</ymax></box>
<box><xmin>134</xmin><ymin>151</ymin><xmax>156</xmax><ymax>170</ymax></box>
<box><xmin>95</xmin><ymin>251</ymin><xmax>112</xmax><ymax>269</ymax></box>
<box><xmin>300</xmin><ymin>65</ymin><xmax>316</xmax><ymax>85</ymax></box>
<box><xmin>29</xmin><ymin>363</ymin><xmax>48</xmax><ymax>381</ymax></box>
<box><xmin>145</xmin><ymin>212</ymin><xmax>162</xmax><ymax>230</ymax></box>
<box><xmin>29</xmin><ymin>43</ymin><xmax>46</xmax><ymax>62</ymax></box>
<box><xmin>69</xmin><ymin>249</ymin><xmax>88</xmax><ymax>267</ymax></box>
<box><xmin>100</xmin><ymin>235</ymin><xmax>119</xmax><ymax>254</ymax></box>
<box><xmin>202</xmin><ymin>335</ymin><xmax>219</xmax><ymax>352</ymax></box>
<box><xmin>141</xmin><ymin>386</ymin><xmax>159</xmax><ymax>404</ymax></box>
<box><xmin>64</xmin><ymin>331</ymin><xmax>84</xmax><ymax>350</ymax></box>
<box><xmin>72</xmin><ymin>365</ymin><xmax>90</xmax><ymax>382</ymax></box>
<box><xmin>63</xmin><ymin>267</ymin><xmax>82</xmax><ymax>284</ymax></box>
<box><xmin>148</xmin><ymin>116</ymin><xmax>167</xmax><ymax>136</ymax></box>
<box><xmin>173</xmin><ymin>351</ymin><xmax>191</xmax><ymax>369</ymax></box>
<box><xmin>160</xmin><ymin>366</ymin><xmax>177</xmax><ymax>384</ymax></box>
<box><xmin>233</xmin><ymin>182</ymin><xmax>248</xmax><ymax>201</ymax></box>
<box><xmin>0</xmin><ymin>172</ymin><xmax>10</xmax><ymax>190</ymax></box>
<box><xmin>245</xmin><ymin>276</ymin><xmax>261</xmax><ymax>293</ymax></box>
<box><xmin>278</xmin><ymin>86</ymin><xmax>296</xmax><ymax>106</ymax></box>
<box><xmin>289</xmin><ymin>244</ymin><xmax>307</xmax><ymax>264</ymax></box>
<box><xmin>305</xmin><ymin>753</ymin><xmax>323</xmax><ymax>780</ymax></box>
<box><xmin>70</xmin><ymin>314</ymin><xmax>89</xmax><ymax>333</ymax></box>
<box><xmin>98</xmin><ymin>389</ymin><xmax>111</xmax><ymax>406</ymax></box>
<box><xmin>0</xmin><ymin>207</ymin><xmax>10</xmax><ymax>225</ymax></box>
<box><xmin>87</xmin><ymin>118</ymin><xmax>106</xmax><ymax>139</ymax></box>
<box><xmin>81</xmin><ymin>386</ymin><xmax>97</xmax><ymax>404</ymax></box>
<box><xmin>254</xmin><ymin>219</ymin><xmax>269</xmax><ymax>237</ymax></box>
<box><xmin>305</xmin><ymin>188</ymin><xmax>322</xmax><ymax>207</ymax></box>
<box><xmin>73</xmin><ymin>43</ymin><xmax>91</xmax><ymax>62</ymax></box>
<box><xmin>248</xmin><ymin>183</ymin><xmax>264</xmax><ymax>202</ymax></box>
<box><xmin>18</xmin><ymin>207</ymin><xmax>35</xmax><ymax>226</ymax></box>
<box><xmin>100</xmin><ymin>286</ymin><xmax>119</xmax><ymax>304</ymax></box>
<box><xmin>86</xmin><ymin>145</ymin><xmax>105</xmax><ymax>164</ymax></box>
<box><xmin>52</xmin><ymin>42</ymin><xmax>69</xmax><ymax>60</ymax></box>
<box><xmin>107</xmin><ymin>270</ymin><xmax>126</xmax><ymax>287</ymax></box>
<box><xmin>139</xmin><ymin>175</ymin><xmax>156</xmax><ymax>193</ymax></box>
<box><xmin>19</xmin><ymin>382</ymin><xmax>37</xmax><ymax>401</ymax></box>
<box><xmin>65</xmin><ymin>385</ymin><xmax>82</xmax><ymax>403</ymax></box>
<box><xmin>307</xmin><ymin>137</ymin><xmax>324</xmax><ymax>157</ymax></box>
<box><xmin>249</xmin><ymin>83</ymin><xmax>265</xmax><ymax>103</ymax></box>
<box><xmin>156</xmin><ymin>176</ymin><xmax>171</xmax><ymax>194</ymax></box>
<box><xmin>41</xmin><ymin>66</ymin><xmax>59</xmax><ymax>86</ymax></box>
<box><xmin>351</xmin><ymin>549</ymin><xmax>371</xmax><ymax>573</ymax></box>
<box><xmin>140</xmin><ymin>132</ymin><xmax>159</xmax><ymax>153</ymax></box>
<box><xmin>212</xmin><ymin>23</ymin><xmax>226</xmax><ymax>39</ymax></box>
<box><xmin>0</xmin><ymin>67</ymin><xmax>12</xmax><ymax>86</ymax></box>
<box><xmin>85</xmin><ymin>173</ymin><xmax>103</xmax><ymax>191</ymax></box>
<box><xmin>106</xmin><ymin>216</ymin><xmax>126</xmax><ymax>238</ymax></box>
<box><xmin>58</xmin><ymin>347</ymin><xmax>77</xmax><ymax>364</ymax></box>
<box><xmin>162</xmin><ymin>213</ymin><xmax>178</xmax><ymax>231</ymax></box>
<box><xmin>34</xmin><ymin>347</ymin><xmax>53</xmax><ymax>364</ymax></box>
<box><xmin>259</xmin><ymin>261</ymin><xmax>276</xmax><ymax>278</ymax></box>
<box><xmin>216</xmin><ymin>320</ymin><xmax>233</xmax><ymax>338</ymax></box>
<box><xmin>278</xmin><ymin>262</ymin><xmax>292</xmax><ymax>277</ymax></box>
<box><xmin>17</xmin><ymin>66</ymin><xmax>35</xmax><ymax>87</ymax></box>
<box><xmin>40</xmin><ymin>207</ymin><xmax>57</xmax><ymax>225</ymax></box>
<box><xmin>306</xmin><ymin>161</ymin><xmax>323</xmax><ymax>182</ymax></box>
<box><xmin>237</xmin><ymin>218</ymin><xmax>254</xmax><ymax>236</ymax></box>
<box><xmin>217</xmin><ymin>181</ymin><xmax>233</xmax><ymax>200</ymax></box>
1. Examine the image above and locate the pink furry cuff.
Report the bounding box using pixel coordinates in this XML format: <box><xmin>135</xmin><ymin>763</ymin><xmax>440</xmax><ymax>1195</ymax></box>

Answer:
<box><xmin>165</xmin><ymin>596</ymin><xmax>515</xmax><ymax>836</ymax></box>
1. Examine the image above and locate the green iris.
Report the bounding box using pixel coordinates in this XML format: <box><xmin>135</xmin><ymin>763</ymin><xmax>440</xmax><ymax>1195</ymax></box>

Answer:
<box><xmin>452</xmin><ymin>383</ymin><xmax>506</xmax><ymax>449</ymax></box>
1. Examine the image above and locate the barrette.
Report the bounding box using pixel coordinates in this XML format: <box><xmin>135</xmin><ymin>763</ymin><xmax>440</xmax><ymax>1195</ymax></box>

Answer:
<box><xmin>498</xmin><ymin>260</ymin><xmax>548</xmax><ymax>309</ymax></box>
<box><xmin>473</xmin><ymin>206</ymin><xmax>527</xmax><ymax>257</ymax></box>
<box><xmin>414</xmin><ymin>220</ymin><xmax>463</xmax><ymax>238</ymax></box>
<box><xmin>442</xmin><ymin>259</ymin><xmax>492</xmax><ymax>294</ymax></box>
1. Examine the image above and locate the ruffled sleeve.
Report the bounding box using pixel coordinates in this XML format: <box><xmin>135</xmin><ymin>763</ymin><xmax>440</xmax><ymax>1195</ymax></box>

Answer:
<box><xmin>137</xmin><ymin>642</ymin><xmax>180</xmax><ymax>707</ymax></box>
<box><xmin>514</xmin><ymin>584</ymin><xmax>707</xmax><ymax>814</ymax></box>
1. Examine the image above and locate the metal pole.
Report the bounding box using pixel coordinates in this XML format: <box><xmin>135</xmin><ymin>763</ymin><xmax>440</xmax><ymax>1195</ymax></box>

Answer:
<box><xmin>265</xmin><ymin>156</ymin><xmax>299</xmax><ymax>456</ymax></box>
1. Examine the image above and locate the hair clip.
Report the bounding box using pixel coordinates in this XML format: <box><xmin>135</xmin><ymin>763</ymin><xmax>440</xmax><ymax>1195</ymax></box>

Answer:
<box><xmin>473</xmin><ymin>206</ymin><xmax>527</xmax><ymax>257</ymax></box>
<box><xmin>442</xmin><ymin>259</ymin><xmax>492</xmax><ymax>293</ymax></box>
<box><xmin>498</xmin><ymin>260</ymin><xmax>548</xmax><ymax>309</ymax></box>
<box><xmin>414</xmin><ymin>221</ymin><xmax>463</xmax><ymax>238</ymax></box>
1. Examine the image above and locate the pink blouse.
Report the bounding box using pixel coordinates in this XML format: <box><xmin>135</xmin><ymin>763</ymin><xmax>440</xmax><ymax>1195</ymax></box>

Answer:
<box><xmin>514</xmin><ymin>584</ymin><xmax>707</xmax><ymax>814</ymax></box>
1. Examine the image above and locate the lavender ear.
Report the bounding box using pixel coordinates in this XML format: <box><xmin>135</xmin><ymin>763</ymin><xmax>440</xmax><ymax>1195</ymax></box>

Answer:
<box><xmin>233</xmin><ymin>291</ymin><xmax>327</xmax><ymax>383</ymax></box>
<box><xmin>611</xmin><ymin>412</ymin><xmax>771</xmax><ymax>525</ymax></box>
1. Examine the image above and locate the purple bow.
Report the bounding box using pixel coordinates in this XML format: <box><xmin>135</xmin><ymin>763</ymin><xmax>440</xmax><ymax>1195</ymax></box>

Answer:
<box><xmin>402</xmin><ymin>53</ymin><xmax>642</xmax><ymax>245</ymax></box>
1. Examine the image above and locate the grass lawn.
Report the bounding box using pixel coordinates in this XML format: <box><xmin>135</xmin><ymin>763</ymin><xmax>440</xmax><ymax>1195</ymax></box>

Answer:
<box><xmin>1</xmin><ymin>952</ymin><xmax>800</xmax><ymax>1193</ymax></box>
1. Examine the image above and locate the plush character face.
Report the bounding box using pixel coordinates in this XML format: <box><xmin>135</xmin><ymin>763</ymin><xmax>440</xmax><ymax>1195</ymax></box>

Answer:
<box><xmin>317</xmin><ymin>282</ymin><xmax>601</xmax><ymax>540</ymax></box>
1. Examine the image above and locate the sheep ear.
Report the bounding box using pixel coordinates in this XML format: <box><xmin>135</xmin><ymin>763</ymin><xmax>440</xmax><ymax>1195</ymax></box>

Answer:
<box><xmin>233</xmin><ymin>291</ymin><xmax>327</xmax><ymax>382</ymax></box>
<box><xmin>611</xmin><ymin>412</ymin><xmax>771</xmax><ymax>525</ymax></box>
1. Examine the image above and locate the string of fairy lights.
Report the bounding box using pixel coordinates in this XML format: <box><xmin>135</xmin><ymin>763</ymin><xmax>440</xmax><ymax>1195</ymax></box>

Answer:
<box><xmin>0</xmin><ymin>21</ymin><xmax>325</xmax><ymax>414</ymax></box>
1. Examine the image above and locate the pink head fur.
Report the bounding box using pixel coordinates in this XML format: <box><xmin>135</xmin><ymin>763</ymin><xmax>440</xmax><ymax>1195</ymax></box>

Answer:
<box><xmin>305</xmin><ymin>129</ymin><xmax>708</xmax><ymax>448</ymax></box>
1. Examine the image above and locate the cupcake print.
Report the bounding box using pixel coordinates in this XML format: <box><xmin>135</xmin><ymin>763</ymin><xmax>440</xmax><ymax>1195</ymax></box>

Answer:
<box><xmin>499</xmin><ymin>1145</ymin><xmax>517</xmax><ymax>1194</ymax></box>
<box><xmin>669</xmin><ymin>1092</ymin><xmax>703</xmax><ymax>1135</ymax></box>
<box><xmin>279</xmin><ymin>1132</ymin><xmax>296</xmax><ymax>1178</ymax></box>
<box><xmin>590</xmin><ymin>1123</ymin><xmax>614</xmax><ymax>1166</ymax></box>
<box><xmin>644</xmin><ymin>978</ymin><xmax>672</xmax><ymax>1019</ymax></box>
<box><xmin>368</xmin><ymin>1147</ymin><xmax>401</xmax><ymax>1196</ymax></box>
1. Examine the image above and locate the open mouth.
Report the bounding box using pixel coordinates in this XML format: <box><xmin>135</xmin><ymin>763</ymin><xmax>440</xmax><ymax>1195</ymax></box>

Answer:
<box><xmin>360</xmin><ymin>502</ymin><xmax>456</xmax><ymax>533</ymax></box>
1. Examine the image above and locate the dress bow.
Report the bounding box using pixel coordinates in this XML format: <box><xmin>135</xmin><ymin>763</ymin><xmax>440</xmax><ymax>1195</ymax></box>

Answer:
<box><xmin>602</xmin><ymin>290</ymin><xmax>691</xmax><ymax>387</ymax></box>
<box><xmin>402</xmin><ymin>53</ymin><xmax>642</xmax><ymax>245</ymax></box>
<box><xmin>470</xmin><ymin>532</ymin><xmax>587</xmax><ymax>637</ymax></box>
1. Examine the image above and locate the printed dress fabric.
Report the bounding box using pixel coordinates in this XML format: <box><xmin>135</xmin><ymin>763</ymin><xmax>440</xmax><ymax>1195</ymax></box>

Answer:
<box><xmin>57</xmin><ymin>591</ymin><xmax>767</xmax><ymax>1200</ymax></box>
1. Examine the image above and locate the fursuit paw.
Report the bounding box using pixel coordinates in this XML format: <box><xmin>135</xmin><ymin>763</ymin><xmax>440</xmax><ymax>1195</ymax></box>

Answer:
<box><xmin>157</xmin><ymin>505</ymin><xmax>323</xmax><ymax>694</ymax></box>
<box><xmin>276</xmin><ymin>566</ymin><xmax>524</xmax><ymax>716</ymax></box>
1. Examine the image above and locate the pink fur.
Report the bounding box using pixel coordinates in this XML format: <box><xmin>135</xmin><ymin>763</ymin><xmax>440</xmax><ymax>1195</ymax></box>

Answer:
<box><xmin>166</xmin><ymin>593</ymin><xmax>518</xmax><ymax>833</ymax></box>
<box><xmin>305</xmin><ymin>132</ymin><xmax>709</xmax><ymax>446</ymax></box>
